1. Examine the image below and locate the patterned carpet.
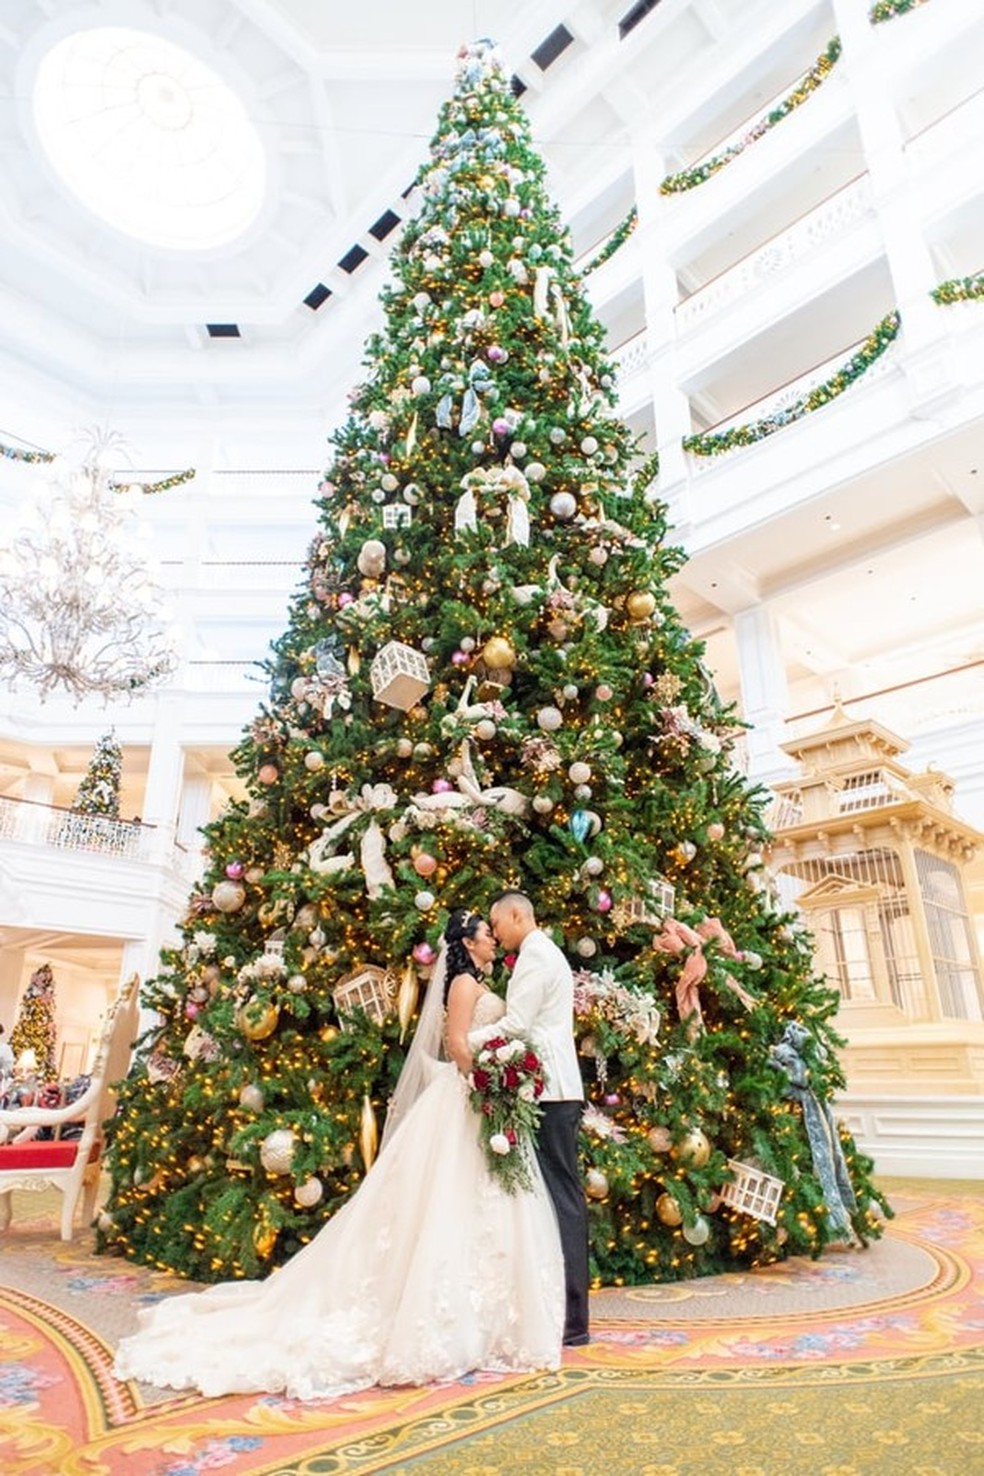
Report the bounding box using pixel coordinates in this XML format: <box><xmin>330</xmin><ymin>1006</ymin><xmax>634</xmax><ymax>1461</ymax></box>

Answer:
<box><xmin>1</xmin><ymin>1181</ymin><xmax>982</xmax><ymax>1475</ymax></box>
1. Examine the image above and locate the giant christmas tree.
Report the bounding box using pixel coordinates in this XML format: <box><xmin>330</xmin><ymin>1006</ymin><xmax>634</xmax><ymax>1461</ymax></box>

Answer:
<box><xmin>99</xmin><ymin>41</ymin><xmax>887</xmax><ymax>1285</ymax></box>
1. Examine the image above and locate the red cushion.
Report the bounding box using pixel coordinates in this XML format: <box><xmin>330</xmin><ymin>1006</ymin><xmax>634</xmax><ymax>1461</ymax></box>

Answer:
<box><xmin>0</xmin><ymin>1140</ymin><xmax>99</xmax><ymax>1170</ymax></box>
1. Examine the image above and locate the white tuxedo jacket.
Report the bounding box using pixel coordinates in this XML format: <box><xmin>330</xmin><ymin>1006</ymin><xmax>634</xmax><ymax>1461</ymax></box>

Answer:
<box><xmin>469</xmin><ymin>928</ymin><xmax>583</xmax><ymax>1101</ymax></box>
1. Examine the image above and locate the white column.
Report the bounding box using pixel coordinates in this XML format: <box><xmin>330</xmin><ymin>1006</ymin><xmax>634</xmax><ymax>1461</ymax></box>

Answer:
<box><xmin>176</xmin><ymin>773</ymin><xmax>213</xmax><ymax>881</ymax></box>
<box><xmin>18</xmin><ymin>770</ymin><xmax>55</xmax><ymax>844</ymax></box>
<box><xmin>140</xmin><ymin>693</ymin><xmax>186</xmax><ymax>865</ymax></box>
<box><xmin>831</xmin><ymin>0</ymin><xmax>949</xmax><ymax>405</ymax></box>
<box><xmin>630</xmin><ymin>123</ymin><xmax>694</xmax><ymax>500</ymax></box>
<box><xmin>733</xmin><ymin>606</ymin><xmax>798</xmax><ymax>783</ymax></box>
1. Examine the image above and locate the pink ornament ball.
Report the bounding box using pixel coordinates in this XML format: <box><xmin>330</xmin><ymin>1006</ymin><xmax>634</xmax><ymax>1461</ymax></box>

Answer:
<box><xmin>412</xmin><ymin>941</ymin><xmax>437</xmax><ymax>965</ymax></box>
<box><xmin>451</xmin><ymin>650</ymin><xmax>470</xmax><ymax>665</ymax></box>
<box><xmin>257</xmin><ymin>764</ymin><xmax>279</xmax><ymax>785</ymax></box>
<box><xmin>643</xmin><ymin>672</ymin><xmax>654</xmax><ymax>687</ymax></box>
<box><xmin>185</xmin><ymin>1001</ymin><xmax>199</xmax><ymax>1019</ymax></box>
<box><xmin>707</xmin><ymin>822</ymin><xmax>726</xmax><ymax>842</ymax></box>
<box><xmin>338</xmin><ymin>592</ymin><xmax>355</xmax><ymax>607</ymax></box>
<box><xmin>486</xmin><ymin>344</ymin><xmax>507</xmax><ymax>363</ymax></box>
<box><xmin>596</xmin><ymin>890</ymin><xmax>613</xmax><ymax>913</ymax></box>
<box><xmin>225</xmin><ymin>861</ymin><xmax>245</xmax><ymax>880</ymax></box>
<box><xmin>492</xmin><ymin>417</ymin><xmax>511</xmax><ymax>436</ymax></box>
<box><xmin>595</xmin><ymin>684</ymin><xmax>613</xmax><ymax>702</ymax></box>
<box><xmin>489</xmin><ymin>290</ymin><xmax>505</xmax><ymax>308</ymax></box>
<box><xmin>432</xmin><ymin>778</ymin><xmax>454</xmax><ymax>793</ymax></box>
<box><xmin>604</xmin><ymin>1093</ymin><xmax>620</xmax><ymax>1107</ymax></box>
<box><xmin>413</xmin><ymin>853</ymin><xmax>438</xmax><ymax>878</ymax></box>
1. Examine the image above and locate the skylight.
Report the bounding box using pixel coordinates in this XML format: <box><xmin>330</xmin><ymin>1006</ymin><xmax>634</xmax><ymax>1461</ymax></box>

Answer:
<box><xmin>32</xmin><ymin>28</ymin><xmax>267</xmax><ymax>251</ymax></box>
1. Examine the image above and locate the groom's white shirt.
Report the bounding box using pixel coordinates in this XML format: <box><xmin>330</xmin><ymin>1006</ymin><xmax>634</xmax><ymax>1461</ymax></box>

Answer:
<box><xmin>468</xmin><ymin>928</ymin><xmax>583</xmax><ymax>1101</ymax></box>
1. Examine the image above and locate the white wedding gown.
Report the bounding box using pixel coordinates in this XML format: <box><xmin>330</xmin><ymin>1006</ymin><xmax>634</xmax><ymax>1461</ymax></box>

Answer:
<box><xmin>113</xmin><ymin>992</ymin><xmax>564</xmax><ymax>1400</ymax></box>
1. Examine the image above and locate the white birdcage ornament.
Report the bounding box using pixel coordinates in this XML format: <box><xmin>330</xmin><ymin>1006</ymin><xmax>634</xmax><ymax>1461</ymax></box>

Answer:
<box><xmin>719</xmin><ymin>1159</ymin><xmax>784</xmax><ymax>1224</ymax></box>
<box><xmin>370</xmin><ymin>641</ymin><xmax>430</xmax><ymax>710</ymax></box>
<box><xmin>332</xmin><ymin>965</ymin><xmax>397</xmax><ymax>1027</ymax></box>
<box><xmin>612</xmin><ymin>876</ymin><xmax>676</xmax><ymax>930</ymax></box>
<box><xmin>382</xmin><ymin>504</ymin><xmax>412</xmax><ymax>530</ymax></box>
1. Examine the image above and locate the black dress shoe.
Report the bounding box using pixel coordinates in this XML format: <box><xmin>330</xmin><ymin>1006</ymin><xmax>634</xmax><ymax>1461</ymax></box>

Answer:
<box><xmin>563</xmin><ymin>1332</ymin><xmax>591</xmax><ymax>1346</ymax></box>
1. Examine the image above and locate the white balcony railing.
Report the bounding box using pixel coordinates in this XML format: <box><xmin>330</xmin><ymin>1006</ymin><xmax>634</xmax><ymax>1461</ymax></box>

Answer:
<box><xmin>675</xmin><ymin>175</ymin><xmax>873</xmax><ymax>332</ymax></box>
<box><xmin>687</xmin><ymin>330</ymin><xmax>901</xmax><ymax>473</ymax></box>
<box><xmin>612</xmin><ymin>329</ymin><xmax>650</xmax><ymax>384</ymax></box>
<box><xmin>0</xmin><ymin>795</ymin><xmax>152</xmax><ymax>860</ymax></box>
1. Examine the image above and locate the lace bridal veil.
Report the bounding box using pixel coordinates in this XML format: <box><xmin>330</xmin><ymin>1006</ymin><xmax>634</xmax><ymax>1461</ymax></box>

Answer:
<box><xmin>378</xmin><ymin>945</ymin><xmax>449</xmax><ymax>1153</ymax></box>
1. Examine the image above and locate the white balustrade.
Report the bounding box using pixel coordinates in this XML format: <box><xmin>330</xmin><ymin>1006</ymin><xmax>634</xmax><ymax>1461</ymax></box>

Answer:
<box><xmin>688</xmin><ymin>332</ymin><xmax>900</xmax><ymax>475</ymax></box>
<box><xmin>0</xmin><ymin>796</ymin><xmax>152</xmax><ymax>861</ymax></box>
<box><xmin>676</xmin><ymin>177</ymin><xmax>873</xmax><ymax>331</ymax></box>
<box><xmin>613</xmin><ymin>329</ymin><xmax>650</xmax><ymax>383</ymax></box>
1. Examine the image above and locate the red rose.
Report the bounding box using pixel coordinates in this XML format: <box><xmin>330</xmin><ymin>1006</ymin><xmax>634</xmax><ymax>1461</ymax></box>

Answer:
<box><xmin>472</xmin><ymin>1068</ymin><xmax>491</xmax><ymax>1091</ymax></box>
<box><xmin>533</xmin><ymin>1079</ymin><xmax>544</xmax><ymax>1098</ymax></box>
<box><xmin>485</xmin><ymin>1036</ymin><xmax>507</xmax><ymax>1051</ymax></box>
<box><xmin>504</xmin><ymin>953</ymin><xmax>517</xmax><ymax>969</ymax></box>
<box><xmin>506</xmin><ymin>1127</ymin><xmax>517</xmax><ymax>1144</ymax></box>
<box><xmin>523</xmin><ymin>1051</ymin><xmax>540</xmax><ymax>1071</ymax></box>
<box><xmin>503</xmin><ymin>1066</ymin><xmax>520</xmax><ymax>1089</ymax></box>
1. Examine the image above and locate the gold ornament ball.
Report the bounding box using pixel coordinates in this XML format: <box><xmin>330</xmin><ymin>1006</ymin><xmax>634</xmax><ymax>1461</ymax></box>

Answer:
<box><xmin>656</xmin><ymin>1192</ymin><xmax>684</xmax><ymax>1226</ymax></box>
<box><xmin>212</xmin><ymin>879</ymin><xmax>246</xmax><ymax>913</ymax></box>
<box><xmin>647</xmin><ymin>1126</ymin><xmax>673</xmax><ymax>1154</ymax></box>
<box><xmin>482</xmin><ymin>635</ymin><xmax>517</xmax><ymax>670</ymax></box>
<box><xmin>237</xmin><ymin>998</ymin><xmax>280</xmax><ymax>1041</ymax></box>
<box><xmin>585</xmin><ymin>1167</ymin><xmax>609</xmax><ymax>1200</ymax></box>
<box><xmin>626</xmin><ymin>590</ymin><xmax>656</xmax><ymax>622</ymax></box>
<box><xmin>319</xmin><ymin>1025</ymin><xmax>339</xmax><ymax>1045</ymax></box>
<box><xmin>672</xmin><ymin>1129</ymin><xmax>712</xmax><ymax>1169</ymax></box>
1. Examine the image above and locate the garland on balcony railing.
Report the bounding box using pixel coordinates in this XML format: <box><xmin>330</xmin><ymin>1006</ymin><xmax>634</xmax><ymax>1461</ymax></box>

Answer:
<box><xmin>581</xmin><ymin>207</ymin><xmax>639</xmax><ymax>277</ymax></box>
<box><xmin>931</xmin><ymin>273</ymin><xmax>984</xmax><ymax>305</ymax></box>
<box><xmin>107</xmin><ymin>468</ymin><xmax>197</xmax><ymax>495</ymax></box>
<box><xmin>870</xmin><ymin>0</ymin><xmax>932</xmax><ymax>24</ymax></box>
<box><xmin>659</xmin><ymin>38</ymin><xmax>842</xmax><ymax>196</ymax></box>
<box><xmin>1</xmin><ymin>440</ymin><xmax>55</xmax><ymax>466</ymax></box>
<box><xmin>682</xmin><ymin>310</ymin><xmax>901</xmax><ymax>457</ymax></box>
<box><xmin>0</xmin><ymin>436</ymin><xmax>194</xmax><ymax>494</ymax></box>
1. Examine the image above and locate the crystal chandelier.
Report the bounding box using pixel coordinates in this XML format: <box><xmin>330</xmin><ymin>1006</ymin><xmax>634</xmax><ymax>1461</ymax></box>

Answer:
<box><xmin>0</xmin><ymin>450</ymin><xmax>177</xmax><ymax>704</ymax></box>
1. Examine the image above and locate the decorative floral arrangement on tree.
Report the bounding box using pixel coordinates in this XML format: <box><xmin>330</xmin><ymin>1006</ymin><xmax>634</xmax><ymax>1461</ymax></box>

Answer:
<box><xmin>468</xmin><ymin>1034</ymin><xmax>545</xmax><ymax>1192</ymax></box>
<box><xmin>97</xmin><ymin>38</ymin><xmax>888</xmax><ymax>1289</ymax></box>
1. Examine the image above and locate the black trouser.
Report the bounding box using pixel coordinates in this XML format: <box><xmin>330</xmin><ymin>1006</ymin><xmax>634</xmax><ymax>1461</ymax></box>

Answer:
<box><xmin>536</xmin><ymin>1099</ymin><xmax>589</xmax><ymax>1342</ymax></box>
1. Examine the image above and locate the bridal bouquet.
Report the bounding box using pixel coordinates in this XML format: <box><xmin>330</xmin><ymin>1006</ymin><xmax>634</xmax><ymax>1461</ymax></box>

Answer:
<box><xmin>468</xmin><ymin>1035</ymin><xmax>545</xmax><ymax>1193</ymax></box>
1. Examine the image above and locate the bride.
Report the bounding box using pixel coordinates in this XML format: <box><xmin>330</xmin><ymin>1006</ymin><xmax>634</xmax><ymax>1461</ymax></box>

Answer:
<box><xmin>113</xmin><ymin>909</ymin><xmax>565</xmax><ymax>1400</ymax></box>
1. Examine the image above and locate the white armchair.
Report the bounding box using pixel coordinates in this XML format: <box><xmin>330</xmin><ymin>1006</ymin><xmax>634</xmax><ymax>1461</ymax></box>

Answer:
<box><xmin>0</xmin><ymin>973</ymin><xmax>140</xmax><ymax>1240</ymax></box>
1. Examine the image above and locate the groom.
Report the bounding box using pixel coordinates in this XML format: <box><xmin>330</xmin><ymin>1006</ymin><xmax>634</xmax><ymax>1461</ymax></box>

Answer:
<box><xmin>473</xmin><ymin>890</ymin><xmax>590</xmax><ymax>1347</ymax></box>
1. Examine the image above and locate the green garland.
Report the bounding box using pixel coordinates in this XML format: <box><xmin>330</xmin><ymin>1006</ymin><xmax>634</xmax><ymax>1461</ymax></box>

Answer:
<box><xmin>0</xmin><ymin>437</ymin><xmax>194</xmax><ymax>494</ymax></box>
<box><xmin>870</xmin><ymin>0</ymin><xmax>931</xmax><ymax>23</ymax></box>
<box><xmin>682</xmin><ymin>310</ymin><xmax>900</xmax><ymax>457</ymax></box>
<box><xmin>931</xmin><ymin>273</ymin><xmax>984</xmax><ymax>305</ymax></box>
<box><xmin>108</xmin><ymin>468</ymin><xmax>197</xmax><ymax>495</ymax></box>
<box><xmin>582</xmin><ymin>207</ymin><xmax>638</xmax><ymax>277</ymax></box>
<box><xmin>0</xmin><ymin>440</ymin><xmax>55</xmax><ymax>465</ymax></box>
<box><xmin>660</xmin><ymin>38</ymin><xmax>842</xmax><ymax>196</ymax></box>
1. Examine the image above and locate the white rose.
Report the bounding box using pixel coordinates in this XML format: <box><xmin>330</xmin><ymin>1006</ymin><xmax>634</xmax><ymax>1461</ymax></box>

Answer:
<box><xmin>489</xmin><ymin>1133</ymin><xmax>511</xmax><ymax>1156</ymax></box>
<box><xmin>495</xmin><ymin>1044</ymin><xmax>514</xmax><ymax>1062</ymax></box>
<box><xmin>518</xmin><ymin>1082</ymin><xmax>536</xmax><ymax>1102</ymax></box>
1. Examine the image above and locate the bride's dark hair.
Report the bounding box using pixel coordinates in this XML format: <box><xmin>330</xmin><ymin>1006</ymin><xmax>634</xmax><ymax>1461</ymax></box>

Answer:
<box><xmin>442</xmin><ymin>908</ymin><xmax>486</xmax><ymax>1002</ymax></box>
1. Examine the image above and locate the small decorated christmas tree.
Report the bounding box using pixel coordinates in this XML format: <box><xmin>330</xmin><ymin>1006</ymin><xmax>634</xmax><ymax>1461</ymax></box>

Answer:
<box><xmin>72</xmin><ymin>730</ymin><xmax>123</xmax><ymax>817</ymax></box>
<box><xmin>99</xmin><ymin>40</ymin><xmax>888</xmax><ymax>1286</ymax></box>
<box><xmin>11</xmin><ymin>963</ymin><xmax>58</xmax><ymax>1079</ymax></box>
